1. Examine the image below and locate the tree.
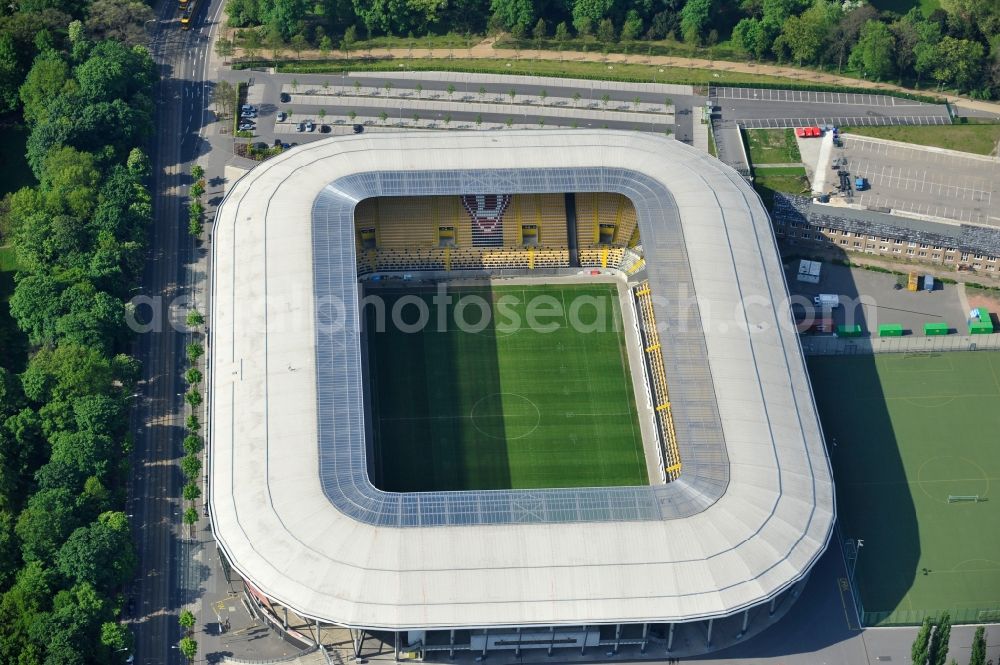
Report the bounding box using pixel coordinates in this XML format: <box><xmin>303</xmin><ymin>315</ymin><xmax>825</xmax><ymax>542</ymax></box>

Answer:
<box><xmin>353</xmin><ymin>79</ymin><xmax>361</xmax><ymax>95</ymax></box>
<box><xmin>555</xmin><ymin>21</ymin><xmax>570</xmax><ymax>47</ymax></box>
<box><xmin>475</xmin><ymin>114</ymin><xmax>482</xmax><ymax>127</ymax></box>
<box><xmin>490</xmin><ymin>0</ymin><xmax>534</xmax><ymax>32</ymax></box>
<box><xmin>318</xmin><ymin>108</ymin><xmax>327</xmax><ymax>121</ymax></box>
<box><xmin>505</xmin><ymin>117</ymin><xmax>513</xmax><ymax>128</ymax></box>
<box><xmin>928</xmin><ymin>612</ymin><xmax>952</xmax><ymax>665</ymax></box>
<box><xmin>181</xmin><ymin>454</ymin><xmax>202</xmax><ymax>479</ymax></box>
<box><xmin>776</xmin><ymin>0</ymin><xmax>840</xmax><ymax>66</ymax></box>
<box><xmin>178</xmin><ymin>636</ymin><xmax>198</xmax><ymax>661</ymax></box>
<box><xmin>215</xmin><ymin>37</ymin><xmax>235</xmax><ymax>60</ymax></box>
<box><xmin>572</xmin><ymin>91</ymin><xmax>581</xmax><ymax>107</ymax></box>
<box><xmin>290</xmin><ymin>33</ymin><xmax>307</xmax><ymax>59</ymax></box>
<box><xmin>85</xmin><ymin>0</ymin><xmax>156</xmax><ymax>45</ymax></box>
<box><xmin>186</xmin><ymin>343</ymin><xmax>204</xmax><ymax>362</ymax></box>
<box><xmin>572</xmin><ymin>0</ymin><xmax>613</xmax><ymax>35</ymax></box>
<box><xmin>179</xmin><ymin>609</ymin><xmax>196</xmax><ymax>633</ymax></box>
<box><xmin>186</xmin><ymin>414</ymin><xmax>201</xmax><ymax>431</ymax></box>
<box><xmin>342</xmin><ymin>25</ymin><xmax>357</xmax><ymax>56</ymax></box>
<box><xmin>183</xmin><ymin>483</ymin><xmax>201</xmax><ymax>501</ymax></box>
<box><xmin>214</xmin><ymin>80</ymin><xmax>236</xmax><ymax>119</ymax></box>
<box><xmin>190</xmin><ymin>180</ymin><xmax>205</xmax><ymax>198</ymax></box>
<box><xmin>733</xmin><ymin>18</ymin><xmax>771</xmax><ymax>60</ymax></box>
<box><xmin>508</xmin><ymin>87</ymin><xmax>516</xmax><ymax>103</ymax></box>
<box><xmin>932</xmin><ymin>36</ymin><xmax>985</xmax><ymax>91</ymax></box>
<box><xmin>595</xmin><ymin>18</ymin><xmax>614</xmax><ymax>42</ymax></box>
<box><xmin>532</xmin><ymin>18</ymin><xmax>547</xmax><ymax>42</ymax></box>
<box><xmin>680</xmin><ymin>0</ymin><xmax>712</xmax><ymax>45</ymax></box>
<box><xmin>848</xmin><ymin>19</ymin><xmax>895</xmax><ymax>80</ymax></box>
<box><xmin>447</xmin><ymin>83</ymin><xmax>456</xmax><ymax>99</ymax></box>
<box><xmin>970</xmin><ymin>626</ymin><xmax>986</xmax><ymax>665</ymax></box>
<box><xmin>241</xmin><ymin>28</ymin><xmax>263</xmax><ymax>61</ymax></box>
<box><xmin>318</xmin><ymin>35</ymin><xmax>333</xmax><ymax>55</ymax></box>
<box><xmin>633</xmin><ymin>95</ymin><xmax>641</xmax><ymax>109</ymax></box>
<box><xmin>15</xmin><ymin>488</ymin><xmax>81</xmax><ymax>563</ymax></box>
<box><xmin>912</xmin><ymin>616</ymin><xmax>933</xmax><ymax>665</ymax></box>
<box><xmin>384</xmin><ymin>81</ymin><xmax>393</xmax><ymax>96</ymax></box>
<box><xmin>183</xmin><ymin>434</ymin><xmax>203</xmax><ymax>455</ymax></box>
<box><xmin>539</xmin><ymin>88</ymin><xmax>547</xmax><ymax>104</ymax></box>
<box><xmin>0</xmin><ymin>33</ymin><xmax>20</xmax><ymax>114</ymax></box>
<box><xmin>184</xmin><ymin>389</ymin><xmax>202</xmax><ymax>408</ymax></box>
<box><xmin>19</xmin><ymin>50</ymin><xmax>71</xmax><ymax>127</ymax></box>
<box><xmin>56</xmin><ymin>511</ymin><xmax>134</xmax><ymax>592</ymax></box>
<box><xmin>100</xmin><ymin>621</ymin><xmax>132</xmax><ymax>651</ymax></box>
<box><xmin>600</xmin><ymin>93</ymin><xmax>610</xmax><ymax>108</ymax></box>
<box><xmin>444</xmin><ymin>113</ymin><xmax>452</xmax><ymax>126</ymax></box>
<box><xmin>621</xmin><ymin>10</ymin><xmax>643</xmax><ymax>41</ymax></box>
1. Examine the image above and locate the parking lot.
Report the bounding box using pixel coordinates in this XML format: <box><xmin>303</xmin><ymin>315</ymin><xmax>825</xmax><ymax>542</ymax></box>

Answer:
<box><xmin>786</xmin><ymin>263</ymin><xmax>970</xmax><ymax>335</ymax></box>
<box><xmin>832</xmin><ymin>134</ymin><xmax>1000</xmax><ymax>225</ymax></box>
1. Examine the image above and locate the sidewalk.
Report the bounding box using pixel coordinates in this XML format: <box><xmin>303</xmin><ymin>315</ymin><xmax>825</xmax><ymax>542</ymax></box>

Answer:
<box><xmin>226</xmin><ymin>35</ymin><xmax>1000</xmax><ymax>117</ymax></box>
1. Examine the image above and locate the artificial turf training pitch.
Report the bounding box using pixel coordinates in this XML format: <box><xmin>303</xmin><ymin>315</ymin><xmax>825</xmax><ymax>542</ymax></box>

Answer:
<box><xmin>808</xmin><ymin>352</ymin><xmax>1000</xmax><ymax>626</ymax></box>
<box><xmin>365</xmin><ymin>283</ymin><xmax>648</xmax><ymax>493</ymax></box>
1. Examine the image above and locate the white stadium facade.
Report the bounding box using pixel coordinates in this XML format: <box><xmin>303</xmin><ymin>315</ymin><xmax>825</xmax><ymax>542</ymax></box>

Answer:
<box><xmin>208</xmin><ymin>130</ymin><xmax>835</xmax><ymax>658</ymax></box>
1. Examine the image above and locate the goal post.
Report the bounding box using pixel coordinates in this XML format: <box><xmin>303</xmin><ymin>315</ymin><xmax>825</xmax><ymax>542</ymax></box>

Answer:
<box><xmin>947</xmin><ymin>495</ymin><xmax>981</xmax><ymax>503</ymax></box>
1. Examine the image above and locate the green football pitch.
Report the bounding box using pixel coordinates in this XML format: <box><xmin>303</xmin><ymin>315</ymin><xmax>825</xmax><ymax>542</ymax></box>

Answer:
<box><xmin>808</xmin><ymin>352</ymin><xmax>1000</xmax><ymax>626</ymax></box>
<box><xmin>365</xmin><ymin>283</ymin><xmax>648</xmax><ymax>492</ymax></box>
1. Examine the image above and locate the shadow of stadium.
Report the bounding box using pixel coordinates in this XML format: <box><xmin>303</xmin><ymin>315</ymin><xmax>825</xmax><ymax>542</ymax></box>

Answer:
<box><xmin>362</xmin><ymin>282</ymin><xmax>512</xmax><ymax>492</ymax></box>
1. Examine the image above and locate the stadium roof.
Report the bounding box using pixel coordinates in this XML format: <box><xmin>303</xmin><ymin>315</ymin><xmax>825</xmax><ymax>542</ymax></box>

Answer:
<box><xmin>209</xmin><ymin>130</ymin><xmax>835</xmax><ymax>631</ymax></box>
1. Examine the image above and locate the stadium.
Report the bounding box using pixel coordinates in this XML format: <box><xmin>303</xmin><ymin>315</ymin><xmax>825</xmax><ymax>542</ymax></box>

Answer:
<box><xmin>208</xmin><ymin>130</ymin><xmax>835</xmax><ymax>658</ymax></box>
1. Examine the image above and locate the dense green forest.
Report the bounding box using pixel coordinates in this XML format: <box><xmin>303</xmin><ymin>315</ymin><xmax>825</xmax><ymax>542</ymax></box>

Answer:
<box><xmin>224</xmin><ymin>0</ymin><xmax>1000</xmax><ymax>97</ymax></box>
<box><xmin>0</xmin><ymin>0</ymin><xmax>155</xmax><ymax>659</ymax></box>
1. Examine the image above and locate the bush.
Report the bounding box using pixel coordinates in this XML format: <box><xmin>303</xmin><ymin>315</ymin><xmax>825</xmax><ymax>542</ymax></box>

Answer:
<box><xmin>185</xmin><ymin>368</ymin><xmax>203</xmax><ymax>384</ymax></box>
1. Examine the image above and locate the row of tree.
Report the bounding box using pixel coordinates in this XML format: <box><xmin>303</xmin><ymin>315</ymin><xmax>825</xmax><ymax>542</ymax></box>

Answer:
<box><xmin>909</xmin><ymin>614</ymin><xmax>991</xmax><ymax>665</ymax></box>
<box><xmin>0</xmin><ymin>10</ymin><xmax>155</xmax><ymax>661</ymax></box>
<box><xmin>223</xmin><ymin>0</ymin><xmax>1000</xmax><ymax>98</ymax></box>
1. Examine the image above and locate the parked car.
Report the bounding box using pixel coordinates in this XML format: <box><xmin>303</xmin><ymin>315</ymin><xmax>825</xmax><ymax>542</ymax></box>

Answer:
<box><xmin>277</xmin><ymin>111</ymin><xmax>286</xmax><ymax>121</ymax></box>
<box><xmin>353</xmin><ymin>124</ymin><xmax>364</xmax><ymax>134</ymax></box>
<box><xmin>238</xmin><ymin>122</ymin><xmax>255</xmax><ymax>131</ymax></box>
<box><xmin>254</xmin><ymin>142</ymin><xmax>269</xmax><ymax>151</ymax></box>
<box><xmin>320</xmin><ymin>124</ymin><xmax>331</xmax><ymax>133</ymax></box>
<box><xmin>240</xmin><ymin>104</ymin><xmax>257</xmax><ymax>114</ymax></box>
<box><xmin>280</xmin><ymin>92</ymin><xmax>290</xmax><ymax>102</ymax></box>
<box><xmin>304</xmin><ymin>121</ymin><xmax>314</xmax><ymax>132</ymax></box>
<box><xmin>296</xmin><ymin>122</ymin><xmax>305</xmax><ymax>132</ymax></box>
<box><xmin>281</xmin><ymin>142</ymin><xmax>291</xmax><ymax>149</ymax></box>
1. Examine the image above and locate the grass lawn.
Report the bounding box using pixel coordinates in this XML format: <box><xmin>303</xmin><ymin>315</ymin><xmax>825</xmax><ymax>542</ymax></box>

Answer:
<box><xmin>0</xmin><ymin>246</ymin><xmax>28</xmax><ymax>371</ymax></box>
<box><xmin>274</xmin><ymin>57</ymin><xmax>815</xmax><ymax>87</ymax></box>
<box><xmin>746</xmin><ymin>128</ymin><xmax>803</xmax><ymax>165</ymax></box>
<box><xmin>808</xmin><ymin>352</ymin><xmax>1000</xmax><ymax>626</ymax></box>
<box><xmin>842</xmin><ymin>124</ymin><xmax>1000</xmax><ymax>156</ymax></box>
<box><xmin>0</xmin><ymin>126</ymin><xmax>36</xmax><ymax>198</ymax></box>
<box><xmin>753</xmin><ymin>166</ymin><xmax>811</xmax><ymax>209</ymax></box>
<box><xmin>366</xmin><ymin>283</ymin><xmax>647</xmax><ymax>492</ymax></box>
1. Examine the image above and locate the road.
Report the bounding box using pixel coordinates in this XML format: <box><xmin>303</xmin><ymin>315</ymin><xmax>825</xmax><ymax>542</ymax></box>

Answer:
<box><xmin>127</xmin><ymin>0</ymin><xmax>225</xmax><ymax>662</ymax></box>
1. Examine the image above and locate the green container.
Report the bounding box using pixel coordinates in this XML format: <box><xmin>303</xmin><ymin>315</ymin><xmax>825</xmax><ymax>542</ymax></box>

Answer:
<box><xmin>836</xmin><ymin>324</ymin><xmax>863</xmax><ymax>338</ymax></box>
<box><xmin>924</xmin><ymin>322</ymin><xmax>949</xmax><ymax>336</ymax></box>
<box><xmin>970</xmin><ymin>321</ymin><xmax>993</xmax><ymax>334</ymax></box>
<box><xmin>878</xmin><ymin>324</ymin><xmax>904</xmax><ymax>337</ymax></box>
<box><xmin>976</xmin><ymin>310</ymin><xmax>994</xmax><ymax>333</ymax></box>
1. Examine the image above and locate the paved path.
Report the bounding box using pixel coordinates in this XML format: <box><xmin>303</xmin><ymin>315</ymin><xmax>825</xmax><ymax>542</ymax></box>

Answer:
<box><xmin>226</xmin><ymin>35</ymin><xmax>1000</xmax><ymax>117</ymax></box>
